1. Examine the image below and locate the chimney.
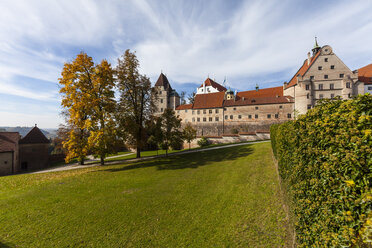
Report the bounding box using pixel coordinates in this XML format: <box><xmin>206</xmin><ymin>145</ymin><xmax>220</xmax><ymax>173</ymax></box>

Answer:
<box><xmin>307</xmin><ymin>52</ymin><xmax>311</xmax><ymax>65</ymax></box>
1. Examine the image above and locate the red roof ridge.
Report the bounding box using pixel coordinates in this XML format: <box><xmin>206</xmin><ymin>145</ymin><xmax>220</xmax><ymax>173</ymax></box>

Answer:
<box><xmin>176</xmin><ymin>104</ymin><xmax>193</xmax><ymax>110</ymax></box>
<box><xmin>358</xmin><ymin>63</ymin><xmax>372</xmax><ymax>85</ymax></box>
<box><xmin>199</xmin><ymin>78</ymin><xmax>227</xmax><ymax>92</ymax></box>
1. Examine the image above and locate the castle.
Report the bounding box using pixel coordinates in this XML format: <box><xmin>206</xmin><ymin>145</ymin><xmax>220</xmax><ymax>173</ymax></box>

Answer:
<box><xmin>153</xmin><ymin>40</ymin><xmax>372</xmax><ymax>135</ymax></box>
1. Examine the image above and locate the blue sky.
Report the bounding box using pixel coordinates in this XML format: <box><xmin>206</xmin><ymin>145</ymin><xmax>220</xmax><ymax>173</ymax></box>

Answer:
<box><xmin>0</xmin><ymin>0</ymin><xmax>371</xmax><ymax>128</ymax></box>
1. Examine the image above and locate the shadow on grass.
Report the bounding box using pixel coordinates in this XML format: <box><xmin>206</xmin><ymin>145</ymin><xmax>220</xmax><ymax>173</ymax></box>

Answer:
<box><xmin>102</xmin><ymin>145</ymin><xmax>254</xmax><ymax>173</ymax></box>
<box><xmin>0</xmin><ymin>241</ymin><xmax>14</xmax><ymax>248</ymax></box>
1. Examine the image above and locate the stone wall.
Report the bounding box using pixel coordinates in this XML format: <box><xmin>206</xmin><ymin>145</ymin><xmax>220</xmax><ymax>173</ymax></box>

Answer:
<box><xmin>19</xmin><ymin>143</ymin><xmax>50</xmax><ymax>172</ymax></box>
<box><xmin>0</xmin><ymin>152</ymin><xmax>14</xmax><ymax>176</ymax></box>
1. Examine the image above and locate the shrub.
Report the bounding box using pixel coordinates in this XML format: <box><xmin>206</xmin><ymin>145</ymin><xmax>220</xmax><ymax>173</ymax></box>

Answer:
<box><xmin>197</xmin><ymin>136</ymin><xmax>210</xmax><ymax>148</ymax></box>
<box><xmin>271</xmin><ymin>94</ymin><xmax>372</xmax><ymax>247</ymax></box>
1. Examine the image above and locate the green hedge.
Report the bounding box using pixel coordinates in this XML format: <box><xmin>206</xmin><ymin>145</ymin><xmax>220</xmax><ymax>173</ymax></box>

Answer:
<box><xmin>271</xmin><ymin>94</ymin><xmax>372</xmax><ymax>247</ymax></box>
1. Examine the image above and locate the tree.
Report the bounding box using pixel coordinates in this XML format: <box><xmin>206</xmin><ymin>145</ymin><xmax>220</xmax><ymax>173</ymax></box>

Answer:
<box><xmin>146</xmin><ymin>116</ymin><xmax>163</xmax><ymax>156</ymax></box>
<box><xmin>183</xmin><ymin>123</ymin><xmax>197</xmax><ymax>150</ymax></box>
<box><xmin>116</xmin><ymin>50</ymin><xmax>154</xmax><ymax>158</ymax></box>
<box><xmin>160</xmin><ymin>108</ymin><xmax>183</xmax><ymax>156</ymax></box>
<box><xmin>87</xmin><ymin>60</ymin><xmax>117</xmax><ymax>165</ymax></box>
<box><xmin>180</xmin><ymin>91</ymin><xmax>187</xmax><ymax>105</ymax></box>
<box><xmin>188</xmin><ymin>91</ymin><xmax>196</xmax><ymax>104</ymax></box>
<box><xmin>59</xmin><ymin>52</ymin><xmax>94</xmax><ymax>165</ymax></box>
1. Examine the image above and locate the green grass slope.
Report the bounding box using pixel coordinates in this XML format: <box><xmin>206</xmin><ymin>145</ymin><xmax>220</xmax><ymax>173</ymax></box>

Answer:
<box><xmin>0</xmin><ymin>142</ymin><xmax>288</xmax><ymax>247</ymax></box>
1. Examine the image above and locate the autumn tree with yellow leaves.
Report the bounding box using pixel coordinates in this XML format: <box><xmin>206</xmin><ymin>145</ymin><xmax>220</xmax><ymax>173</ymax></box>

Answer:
<box><xmin>59</xmin><ymin>52</ymin><xmax>117</xmax><ymax>165</ymax></box>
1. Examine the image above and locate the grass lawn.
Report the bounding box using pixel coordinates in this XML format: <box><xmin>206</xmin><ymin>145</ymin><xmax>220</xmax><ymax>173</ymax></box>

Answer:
<box><xmin>0</xmin><ymin>142</ymin><xmax>289</xmax><ymax>247</ymax></box>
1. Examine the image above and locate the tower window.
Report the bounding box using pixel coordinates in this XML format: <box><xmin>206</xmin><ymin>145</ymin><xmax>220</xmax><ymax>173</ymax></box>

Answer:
<box><xmin>324</xmin><ymin>75</ymin><xmax>328</xmax><ymax>79</ymax></box>
<box><xmin>310</xmin><ymin>76</ymin><xmax>314</xmax><ymax>80</ymax></box>
<box><xmin>330</xmin><ymin>65</ymin><xmax>335</xmax><ymax>69</ymax></box>
<box><xmin>324</xmin><ymin>58</ymin><xmax>328</xmax><ymax>62</ymax></box>
<box><xmin>160</xmin><ymin>99</ymin><xmax>163</xmax><ymax>103</ymax></box>
<box><xmin>318</xmin><ymin>66</ymin><xmax>322</xmax><ymax>70</ymax></box>
<box><xmin>161</xmin><ymin>108</ymin><xmax>163</xmax><ymax>112</ymax></box>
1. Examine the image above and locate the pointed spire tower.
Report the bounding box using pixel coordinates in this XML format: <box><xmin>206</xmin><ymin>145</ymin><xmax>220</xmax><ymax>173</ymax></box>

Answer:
<box><xmin>312</xmin><ymin>36</ymin><xmax>321</xmax><ymax>55</ymax></box>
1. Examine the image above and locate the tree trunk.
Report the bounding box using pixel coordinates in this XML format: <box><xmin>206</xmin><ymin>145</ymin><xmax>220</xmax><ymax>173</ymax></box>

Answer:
<box><xmin>100</xmin><ymin>156</ymin><xmax>104</xmax><ymax>165</ymax></box>
<box><xmin>189</xmin><ymin>142</ymin><xmax>191</xmax><ymax>150</ymax></box>
<box><xmin>80</xmin><ymin>157</ymin><xmax>84</xmax><ymax>165</ymax></box>
<box><xmin>136</xmin><ymin>147</ymin><xmax>140</xmax><ymax>158</ymax></box>
<box><xmin>166</xmin><ymin>149</ymin><xmax>168</xmax><ymax>157</ymax></box>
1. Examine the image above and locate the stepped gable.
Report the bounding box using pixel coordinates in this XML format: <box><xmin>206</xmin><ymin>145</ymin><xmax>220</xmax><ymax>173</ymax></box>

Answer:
<box><xmin>199</xmin><ymin>78</ymin><xmax>227</xmax><ymax>92</ymax></box>
<box><xmin>223</xmin><ymin>96</ymin><xmax>293</xmax><ymax>107</ymax></box>
<box><xmin>237</xmin><ymin>86</ymin><xmax>283</xmax><ymax>99</ymax></box>
<box><xmin>286</xmin><ymin>50</ymin><xmax>321</xmax><ymax>89</ymax></box>
<box><xmin>19</xmin><ymin>126</ymin><xmax>50</xmax><ymax>144</ymax></box>
<box><xmin>358</xmin><ymin>63</ymin><xmax>372</xmax><ymax>85</ymax></box>
<box><xmin>176</xmin><ymin>104</ymin><xmax>193</xmax><ymax>110</ymax></box>
<box><xmin>155</xmin><ymin>73</ymin><xmax>172</xmax><ymax>90</ymax></box>
<box><xmin>193</xmin><ymin>91</ymin><xmax>225</xmax><ymax>109</ymax></box>
<box><xmin>0</xmin><ymin>132</ymin><xmax>20</xmax><ymax>152</ymax></box>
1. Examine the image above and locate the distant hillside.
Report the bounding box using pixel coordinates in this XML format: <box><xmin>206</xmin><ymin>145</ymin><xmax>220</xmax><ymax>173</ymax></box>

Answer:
<box><xmin>0</xmin><ymin>126</ymin><xmax>57</xmax><ymax>139</ymax></box>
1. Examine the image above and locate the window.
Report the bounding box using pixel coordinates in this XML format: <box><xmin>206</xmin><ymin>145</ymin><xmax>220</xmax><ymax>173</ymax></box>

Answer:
<box><xmin>203</xmin><ymin>117</ymin><xmax>206</xmax><ymax>122</ymax></box>
<box><xmin>368</xmin><ymin>86</ymin><xmax>372</xmax><ymax>90</ymax></box>
<box><xmin>346</xmin><ymin>82</ymin><xmax>351</xmax><ymax>88</ymax></box>
<box><xmin>192</xmin><ymin>110</ymin><xmax>195</xmax><ymax>115</ymax></box>
<box><xmin>306</xmin><ymin>84</ymin><xmax>310</xmax><ymax>90</ymax></box>
<box><xmin>287</xmin><ymin>113</ymin><xmax>292</xmax><ymax>118</ymax></box>
<box><xmin>230</xmin><ymin>115</ymin><xmax>233</xmax><ymax>119</ymax></box>
<box><xmin>215</xmin><ymin>109</ymin><xmax>219</xmax><ymax>114</ymax></box>
<box><xmin>233</xmin><ymin>107</ymin><xmax>236</xmax><ymax>111</ymax></box>
<box><xmin>331</xmin><ymin>94</ymin><xmax>335</xmax><ymax>99</ymax></box>
<box><xmin>255</xmin><ymin>114</ymin><xmax>258</xmax><ymax>119</ymax></box>
<box><xmin>340</xmin><ymin>74</ymin><xmax>344</xmax><ymax>78</ymax></box>
<box><xmin>159</xmin><ymin>91</ymin><xmax>162</xmax><ymax>95</ymax></box>
<box><xmin>251</xmin><ymin>99</ymin><xmax>256</xmax><ymax>103</ymax></box>
<box><xmin>203</xmin><ymin>110</ymin><xmax>206</xmax><ymax>114</ymax></box>
<box><xmin>267</xmin><ymin>114</ymin><xmax>271</xmax><ymax>119</ymax></box>
<box><xmin>318</xmin><ymin>84</ymin><xmax>323</xmax><ymax>90</ymax></box>
<box><xmin>279</xmin><ymin>105</ymin><xmax>283</xmax><ymax>109</ymax></box>
<box><xmin>248</xmin><ymin>115</ymin><xmax>252</xmax><ymax>119</ymax></box>
<box><xmin>324</xmin><ymin>75</ymin><xmax>328</xmax><ymax>79</ymax></box>
<box><xmin>330</xmin><ymin>65</ymin><xmax>335</xmax><ymax>69</ymax></box>
<box><xmin>275</xmin><ymin>114</ymin><xmax>279</xmax><ymax>119</ymax></box>
<box><xmin>238</xmin><ymin>115</ymin><xmax>242</xmax><ymax>119</ymax></box>
<box><xmin>324</xmin><ymin>58</ymin><xmax>328</xmax><ymax>62</ymax></box>
<box><xmin>209</xmin><ymin>117</ymin><xmax>212</xmax><ymax>122</ymax></box>
<box><xmin>310</xmin><ymin>76</ymin><xmax>314</xmax><ymax>80</ymax></box>
<box><xmin>319</xmin><ymin>94</ymin><xmax>324</xmax><ymax>99</ymax></box>
<box><xmin>160</xmin><ymin>99</ymin><xmax>163</xmax><ymax>103</ymax></box>
<box><xmin>330</xmin><ymin>83</ymin><xmax>334</xmax><ymax>90</ymax></box>
<box><xmin>192</xmin><ymin>118</ymin><xmax>195</xmax><ymax>122</ymax></box>
<box><xmin>225</xmin><ymin>115</ymin><xmax>228</xmax><ymax>120</ymax></box>
<box><xmin>255</xmin><ymin>106</ymin><xmax>259</xmax><ymax>110</ymax></box>
<box><xmin>161</xmin><ymin>108</ymin><xmax>163</xmax><ymax>112</ymax></box>
<box><xmin>177</xmin><ymin>110</ymin><xmax>180</xmax><ymax>113</ymax></box>
<box><xmin>197</xmin><ymin>110</ymin><xmax>200</xmax><ymax>114</ymax></box>
<box><xmin>185</xmin><ymin>109</ymin><xmax>188</xmax><ymax>113</ymax></box>
<box><xmin>348</xmin><ymin>93</ymin><xmax>351</xmax><ymax>98</ymax></box>
<box><xmin>307</xmin><ymin>93</ymin><xmax>310</xmax><ymax>99</ymax></box>
<box><xmin>318</xmin><ymin>66</ymin><xmax>322</xmax><ymax>70</ymax></box>
<box><xmin>223</xmin><ymin>107</ymin><xmax>227</xmax><ymax>111</ymax></box>
<box><xmin>307</xmin><ymin>104</ymin><xmax>312</xmax><ymax>110</ymax></box>
<box><xmin>209</xmin><ymin>109</ymin><xmax>212</xmax><ymax>114</ymax></box>
<box><xmin>215</xmin><ymin>117</ymin><xmax>219</xmax><ymax>121</ymax></box>
<box><xmin>197</xmin><ymin>118</ymin><xmax>200</xmax><ymax>122</ymax></box>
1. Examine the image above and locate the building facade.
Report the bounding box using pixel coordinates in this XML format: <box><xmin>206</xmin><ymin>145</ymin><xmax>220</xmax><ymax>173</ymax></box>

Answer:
<box><xmin>153</xmin><ymin>40</ymin><xmax>371</xmax><ymax>135</ymax></box>
<box><xmin>153</xmin><ymin>73</ymin><xmax>180</xmax><ymax>116</ymax></box>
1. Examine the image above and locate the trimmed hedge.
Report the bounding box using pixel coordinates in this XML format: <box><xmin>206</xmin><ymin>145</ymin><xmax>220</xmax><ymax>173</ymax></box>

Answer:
<box><xmin>271</xmin><ymin>94</ymin><xmax>372</xmax><ymax>247</ymax></box>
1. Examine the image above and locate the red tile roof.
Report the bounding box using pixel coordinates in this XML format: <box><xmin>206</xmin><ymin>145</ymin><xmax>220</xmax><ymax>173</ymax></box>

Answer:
<box><xmin>199</xmin><ymin>78</ymin><xmax>227</xmax><ymax>92</ymax></box>
<box><xmin>286</xmin><ymin>51</ymin><xmax>321</xmax><ymax>89</ymax></box>
<box><xmin>176</xmin><ymin>104</ymin><xmax>193</xmax><ymax>110</ymax></box>
<box><xmin>0</xmin><ymin>132</ymin><xmax>20</xmax><ymax>152</ymax></box>
<box><xmin>19</xmin><ymin>126</ymin><xmax>50</xmax><ymax>144</ymax></box>
<box><xmin>193</xmin><ymin>92</ymin><xmax>225</xmax><ymax>109</ymax></box>
<box><xmin>358</xmin><ymin>63</ymin><xmax>372</xmax><ymax>85</ymax></box>
<box><xmin>223</xmin><ymin>96</ymin><xmax>293</xmax><ymax>107</ymax></box>
<box><xmin>237</xmin><ymin>86</ymin><xmax>283</xmax><ymax>99</ymax></box>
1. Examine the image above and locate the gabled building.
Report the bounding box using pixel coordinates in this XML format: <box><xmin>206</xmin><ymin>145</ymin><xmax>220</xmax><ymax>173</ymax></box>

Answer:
<box><xmin>196</xmin><ymin>78</ymin><xmax>227</xmax><ymax>95</ymax></box>
<box><xmin>358</xmin><ymin>63</ymin><xmax>372</xmax><ymax>94</ymax></box>
<box><xmin>284</xmin><ymin>39</ymin><xmax>364</xmax><ymax>115</ymax></box>
<box><xmin>153</xmin><ymin>73</ymin><xmax>180</xmax><ymax>115</ymax></box>
<box><xmin>0</xmin><ymin>125</ymin><xmax>50</xmax><ymax>176</ymax></box>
